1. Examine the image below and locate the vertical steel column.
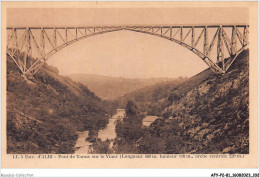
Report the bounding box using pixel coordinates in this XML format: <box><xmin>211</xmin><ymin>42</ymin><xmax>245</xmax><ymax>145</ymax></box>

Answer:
<box><xmin>14</xmin><ymin>28</ymin><xmax>18</xmax><ymax>57</ymax></box>
<box><xmin>243</xmin><ymin>26</ymin><xmax>249</xmax><ymax>46</ymax></box>
<box><xmin>191</xmin><ymin>26</ymin><xmax>195</xmax><ymax>47</ymax></box>
<box><xmin>217</xmin><ymin>26</ymin><xmax>225</xmax><ymax>71</ymax></box>
<box><xmin>54</xmin><ymin>28</ymin><xmax>57</xmax><ymax>48</ymax></box>
<box><xmin>203</xmin><ymin>26</ymin><xmax>208</xmax><ymax>55</ymax></box>
<box><xmin>28</xmin><ymin>28</ymin><xmax>32</xmax><ymax>67</ymax></box>
<box><xmin>234</xmin><ymin>26</ymin><xmax>243</xmax><ymax>47</ymax></box>
<box><xmin>231</xmin><ymin>26</ymin><xmax>237</xmax><ymax>56</ymax></box>
<box><xmin>10</xmin><ymin>28</ymin><xmax>15</xmax><ymax>55</ymax></box>
<box><xmin>23</xmin><ymin>28</ymin><xmax>29</xmax><ymax>74</ymax></box>
<box><xmin>180</xmin><ymin>27</ymin><xmax>183</xmax><ymax>42</ymax></box>
<box><xmin>7</xmin><ymin>28</ymin><xmax>15</xmax><ymax>49</ymax></box>
<box><xmin>65</xmin><ymin>27</ymin><xmax>68</xmax><ymax>43</ymax></box>
<box><xmin>41</xmin><ymin>28</ymin><xmax>45</xmax><ymax>61</ymax></box>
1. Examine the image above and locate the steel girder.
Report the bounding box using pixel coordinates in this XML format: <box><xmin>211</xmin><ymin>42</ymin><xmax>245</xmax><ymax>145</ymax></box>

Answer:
<box><xmin>6</xmin><ymin>25</ymin><xmax>249</xmax><ymax>76</ymax></box>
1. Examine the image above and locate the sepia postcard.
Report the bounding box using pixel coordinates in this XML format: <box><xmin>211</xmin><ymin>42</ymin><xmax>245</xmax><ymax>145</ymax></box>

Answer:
<box><xmin>1</xmin><ymin>1</ymin><xmax>258</xmax><ymax>169</ymax></box>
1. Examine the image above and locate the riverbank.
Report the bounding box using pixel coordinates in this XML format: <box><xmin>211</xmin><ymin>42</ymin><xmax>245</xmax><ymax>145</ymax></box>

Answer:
<box><xmin>74</xmin><ymin>131</ymin><xmax>93</xmax><ymax>154</ymax></box>
<box><xmin>74</xmin><ymin>109</ymin><xmax>125</xmax><ymax>154</ymax></box>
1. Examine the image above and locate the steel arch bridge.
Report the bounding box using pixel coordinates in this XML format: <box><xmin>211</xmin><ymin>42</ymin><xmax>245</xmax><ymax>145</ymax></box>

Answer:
<box><xmin>6</xmin><ymin>25</ymin><xmax>249</xmax><ymax>76</ymax></box>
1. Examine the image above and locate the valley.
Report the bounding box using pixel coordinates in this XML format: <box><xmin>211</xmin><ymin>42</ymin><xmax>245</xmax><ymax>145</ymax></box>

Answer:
<box><xmin>6</xmin><ymin>49</ymin><xmax>249</xmax><ymax>154</ymax></box>
<box><xmin>65</xmin><ymin>73</ymin><xmax>182</xmax><ymax>100</ymax></box>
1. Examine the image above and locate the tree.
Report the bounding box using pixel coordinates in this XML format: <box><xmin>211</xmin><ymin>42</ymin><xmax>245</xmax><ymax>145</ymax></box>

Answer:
<box><xmin>116</xmin><ymin>100</ymin><xmax>143</xmax><ymax>143</ymax></box>
<box><xmin>125</xmin><ymin>100</ymin><xmax>139</xmax><ymax>117</ymax></box>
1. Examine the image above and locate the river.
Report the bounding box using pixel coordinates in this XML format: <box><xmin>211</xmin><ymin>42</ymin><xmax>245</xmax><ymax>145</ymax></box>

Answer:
<box><xmin>74</xmin><ymin>109</ymin><xmax>125</xmax><ymax>154</ymax></box>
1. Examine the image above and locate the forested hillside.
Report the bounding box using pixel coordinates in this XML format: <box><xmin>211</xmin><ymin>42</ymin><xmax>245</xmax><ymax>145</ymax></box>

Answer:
<box><xmin>6</xmin><ymin>54</ymin><xmax>116</xmax><ymax>154</ymax></box>
<box><xmin>67</xmin><ymin>73</ymin><xmax>178</xmax><ymax>100</ymax></box>
<box><xmin>112</xmin><ymin>49</ymin><xmax>249</xmax><ymax>154</ymax></box>
<box><xmin>116</xmin><ymin>77</ymin><xmax>187</xmax><ymax>115</ymax></box>
<box><xmin>6</xmin><ymin>49</ymin><xmax>249</xmax><ymax>154</ymax></box>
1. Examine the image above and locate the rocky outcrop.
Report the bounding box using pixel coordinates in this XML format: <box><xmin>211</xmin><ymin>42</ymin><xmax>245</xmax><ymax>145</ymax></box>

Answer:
<box><xmin>138</xmin><ymin>50</ymin><xmax>249</xmax><ymax>154</ymax></box>
<box><xmin>161</xmin><ymin>50</ymin><xmax>249</xmax><ymax>154</ymax></box>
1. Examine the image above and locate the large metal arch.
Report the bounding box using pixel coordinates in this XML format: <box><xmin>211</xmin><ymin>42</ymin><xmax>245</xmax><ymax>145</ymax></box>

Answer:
<box><xmin>24</xmin><ymin>27</ymin><xmax>224</xmax><ymax>75</ymax></box>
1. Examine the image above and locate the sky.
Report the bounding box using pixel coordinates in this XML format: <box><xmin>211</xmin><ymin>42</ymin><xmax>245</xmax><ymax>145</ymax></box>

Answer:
<box><xmin>7</xmin><ymin>7</ymin><xmax>249</xmax><ymax>78</ymax></box>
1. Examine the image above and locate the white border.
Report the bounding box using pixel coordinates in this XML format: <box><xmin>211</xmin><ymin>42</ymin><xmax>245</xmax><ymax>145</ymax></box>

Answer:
<box><xmin>0</xmin><ymin>0</ymin><xmax>259</xmax><ymax>177</ymax></box>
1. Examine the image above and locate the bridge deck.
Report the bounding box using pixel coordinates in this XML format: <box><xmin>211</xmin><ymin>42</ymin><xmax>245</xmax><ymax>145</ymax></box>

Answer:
<box><xmin>7</xmin><ymin>25</ymin><xmax>249</xmax><ymax>29</ymax></box>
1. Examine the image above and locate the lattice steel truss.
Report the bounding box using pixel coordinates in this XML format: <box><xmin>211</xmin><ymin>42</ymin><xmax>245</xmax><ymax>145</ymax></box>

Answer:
<box><xmin>6</xmin><ymin>25</ymin><xmax>249</xmax><ymax>76</ymax></box>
